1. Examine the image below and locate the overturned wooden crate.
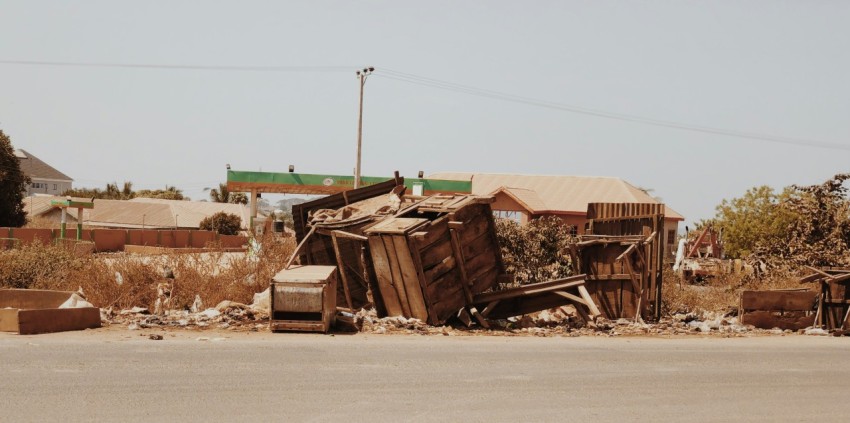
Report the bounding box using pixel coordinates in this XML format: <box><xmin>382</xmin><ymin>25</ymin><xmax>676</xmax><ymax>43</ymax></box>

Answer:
<box><xmin>0</xmin><ymin>289</ymin><xmax>101</xmax><ymax>335</ymax></box>
<box><xmin>269</xmin><ymin>265</ymin><xmax>338</xmax><ymax>333</ymax></box>
<box><xmin>799</xmin><ymin>267</ymin><xmax>850</xmax><ymax>330</ymax></box>
<box><xmin>292</xmin><ymin>179</ymin><xmax>402</xmax><ymax>313</ymax></box>
<box><xmin>365</xmin><ymin>195</ymin><xmax>506</xmax><ymax>326</ymax></box>
<box><xmin>740</xmin><ymin>289</ymin><xmax>817</xmax><ymax>331</ymax></box>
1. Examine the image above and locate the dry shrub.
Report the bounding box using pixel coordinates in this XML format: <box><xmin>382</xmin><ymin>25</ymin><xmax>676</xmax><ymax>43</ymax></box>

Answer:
<box><xmin>24</xmin><ymin>216</ymin><xmax>58</xmax><ymax>229</ymax></box>
<box><xmin>3</xmin><ymin>233</ymin><xmax>295</xmax><ymax>311</ymax></box>
<box><xmin>661</xmin><ymin>267</ymin><xmax>803</xmax><ymax>316</ymax></box>
<box><xmin>0</xmin><ymin>240</ymin><xmax>87</xmax><ymax>289</ymax></box>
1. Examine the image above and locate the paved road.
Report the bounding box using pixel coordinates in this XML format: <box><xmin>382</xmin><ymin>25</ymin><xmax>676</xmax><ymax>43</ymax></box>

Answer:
<box><xmin>1</xmin><ymin>330</ymin><xmax>848</xmax><ymax>422</ymax></box>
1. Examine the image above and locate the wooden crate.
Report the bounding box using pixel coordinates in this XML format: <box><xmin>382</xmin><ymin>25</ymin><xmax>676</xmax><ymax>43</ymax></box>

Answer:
<box><xmin>366</xmin><ymin>199</ymin><xmax>505</xmax><ymax>325</ymax></box>
<box><xmin>269</xmin><ymin>265</ymin><xmax>338</xmax><ymax>333</ymax></box>
<box><xmin>0</xmin><ymin>289</ymin><xmax>101</xmax><ymax>335</ymax></box>
<box><xmin>740</xmin><ymin>289</ymin><xmax>817</xmax><ymax>331</ymax></box>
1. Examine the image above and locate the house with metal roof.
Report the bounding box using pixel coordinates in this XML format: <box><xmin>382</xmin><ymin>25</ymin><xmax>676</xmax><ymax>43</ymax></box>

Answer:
<box><xmin>429</xmin><ymin>172</ymin><xmax>685</xmax><ymax>254</ymax></box>
<box><xmin>15</xmin><ymin>149</ymin><xmax>74</xmax><ymax>196</ymax></box>
<box><xmin>23</xmin><ymin>196</ymin><xmax>252</xmax><ymax>230</ymax></box>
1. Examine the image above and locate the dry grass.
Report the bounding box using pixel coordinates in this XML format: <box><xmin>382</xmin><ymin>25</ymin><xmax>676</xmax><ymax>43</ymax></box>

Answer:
<box><xmin>1</xmin><ymin>233</ymin><xmax>295</xmax><ymax>311</ymax></box>
<box><xmin>661</xmin><ymin>267</ymin><xmax>803</xmax><ymax>316</ymax></box>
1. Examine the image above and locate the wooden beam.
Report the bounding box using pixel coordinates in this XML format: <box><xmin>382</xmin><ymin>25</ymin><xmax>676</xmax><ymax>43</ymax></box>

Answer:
<box><xmin>577</xmin><ymin>285</ymin><xmax>602</xmax><ymax>318</ymax></box>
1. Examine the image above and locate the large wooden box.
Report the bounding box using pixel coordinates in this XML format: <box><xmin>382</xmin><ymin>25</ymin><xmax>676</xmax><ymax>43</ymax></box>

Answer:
<box><xmin>365</xmin><ymin>198</ymin><xmax>505</xmax><ymax>325</ymax></box>
<box><xmin>0</xmin><ymin>289</ymin><xmax>101</xmax><ymax>335</ymax></box>
<box><xmin>269</xmin><ymin>265</ymin><xmax>338</xmax><ymax>333</ymax></box>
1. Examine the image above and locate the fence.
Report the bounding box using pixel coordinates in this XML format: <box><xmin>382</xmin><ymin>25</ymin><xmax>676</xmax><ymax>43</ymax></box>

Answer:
<box><xmin>0</xmin><ymin>228</ymin><xmax>247</xmax><ymax>252</ymax></box>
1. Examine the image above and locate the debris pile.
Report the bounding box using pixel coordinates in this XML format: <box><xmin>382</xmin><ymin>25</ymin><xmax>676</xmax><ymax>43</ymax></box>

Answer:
<box><xmin>105</xmin><ymin>294</ymin><xmax>270</xmax><ymax>332</ymax></box>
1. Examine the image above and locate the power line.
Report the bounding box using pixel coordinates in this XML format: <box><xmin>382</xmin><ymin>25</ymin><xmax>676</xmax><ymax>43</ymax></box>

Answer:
<box><xmin>0</xmin><ymin>60</ymin><xmax>353</xmax><ymax>72</ymax></box>
<box><xmin>378</xmin><ymin>68</ymin><xmax>850</xmax><ymax>152</ymax></box>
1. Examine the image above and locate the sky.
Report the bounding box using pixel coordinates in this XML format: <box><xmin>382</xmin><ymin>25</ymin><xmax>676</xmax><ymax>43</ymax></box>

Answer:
<box><xmin>1</xmin><ymin>1</ymin><xmax>849</xmax><ymax>224</ymax></box>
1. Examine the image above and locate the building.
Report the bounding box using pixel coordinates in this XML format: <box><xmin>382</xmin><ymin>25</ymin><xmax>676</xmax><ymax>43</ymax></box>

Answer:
<box><xmin>22</xmin><ymin>196</ymin><xmax>252</xmax><ymax>230</ymax></box>
<box><xmin>429</xmin><ymin>172</ymin><xmax>685</xmax><ymax>254</ymax></box>
<box><xmin>15</xmin><ymin>149</ymin><xmax>74</xmax><ymax>196</ymax></box>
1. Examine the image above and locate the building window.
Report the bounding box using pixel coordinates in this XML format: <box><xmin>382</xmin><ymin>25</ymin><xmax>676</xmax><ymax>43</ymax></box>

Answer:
<box><xmin>493</xmin><ymin>210</ymin><xmax>522</xmax><ymax>224</ymax></box>
<box><xmin>53</xmin><ymin>184</ymin><xmax>57</xmax><ymax>190</ymax></box>
<box><xmin>569</xmin><ymin>225</ymin><xmax>578</xmax><ymax>236</ymax></box>
<box><xmin>667</xmin><ymin>229</ymin><xmax>676</xmax><ymax>244</ymax></box>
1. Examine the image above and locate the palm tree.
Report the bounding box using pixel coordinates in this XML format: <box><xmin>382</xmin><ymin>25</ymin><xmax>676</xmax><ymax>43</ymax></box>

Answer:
<box><xmin>209</xmin><ymin>183</ymin><xmax>247</xmax><ymax>204</ymax></box>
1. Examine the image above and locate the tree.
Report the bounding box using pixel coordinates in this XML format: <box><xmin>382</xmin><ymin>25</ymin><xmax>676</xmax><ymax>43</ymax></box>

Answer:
<box><xmin>713</xmin><ymin>185</ymin><xmax>796</xmax><ymax>259</ymax></box>
<box><xmin>64</xmin><ymin>181</ymin><xmax>135</xmax><ymax>200</ymax></box>
<box><xmin>495</xmin><ymin>216</ymin><xmax>574</xmax><ymax>285</ymax></box>
<box><xmin>713</xmin><ymin>174</ymin><xmax>850</xmax><ymax>267</ymax></box>
<box><xmin>208</xmin><ymin>183</ymin><xmax>247</xmax><ymax>204</ymax></box>
<box><xmin>0</xmin><ymin>129</ymin><xmax>29</xmax><ymax>227</ymax></box>
<box><xmin>199</xmin><ymin>212</ymin><xmax>242</xmax><ymax>235</ymax></box>
<box><xmin>136</xmin><ymin>185</ymin><xmax>185</xmax><ymax>200</ymax></box>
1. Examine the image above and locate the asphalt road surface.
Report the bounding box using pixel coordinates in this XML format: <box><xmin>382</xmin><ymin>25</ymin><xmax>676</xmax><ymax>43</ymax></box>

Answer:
<box><xmin>1</xmin><ymin>330</ymin><xmax>848</xmax><ymax>422</ymax></box>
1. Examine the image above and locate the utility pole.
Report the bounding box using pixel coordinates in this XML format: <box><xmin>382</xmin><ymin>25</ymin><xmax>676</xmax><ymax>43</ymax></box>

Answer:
<box><xmin>354</xmin><ymin>66</ymin><xmax>374</xmax><ymax>189</ymax></box>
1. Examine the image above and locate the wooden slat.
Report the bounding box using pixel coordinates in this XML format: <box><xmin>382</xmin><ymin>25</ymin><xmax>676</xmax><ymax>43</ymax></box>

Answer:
<box><xmin>419</xmin><ymin>239</ymin><xmax>454</xmax><ymax>270</ymax></box>
<box><xmin>741</xmin><ymin>290</ymin><xmax>817</xmax><ymax>311</ymax></box>
<box><xmin>382</xmin><ymin>235</ymin><xmax>413</xmax><ymax>317</ymax></box>
<box><xmin>330</xmin><ymin>232</ymin><xmax>354</xmax><ymax>311</ymax></box>
<box><xmin>392</xmin><ymin>235</ymin><xmax>429</xmax><ymax>321</ymax></box>
<box><xmin>367</xmin><ymin>236</ymin><xmax>403</xmax><ymax>316</ymax></box>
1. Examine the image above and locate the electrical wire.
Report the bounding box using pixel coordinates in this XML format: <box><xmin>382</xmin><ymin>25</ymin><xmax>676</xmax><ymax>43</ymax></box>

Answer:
<box><xmin>378</xmin><ymin>68</ymin><xmax>850</xmax><ymax>152</ymax></box>
<box><xmin>0</xmin><ymin>60</ymin><xmax>353</xmax><ymax>72</ymax></box>
<box><xmin>2</xmin><ymin>59</ymin><xmax>848</xmax><ymax>151</ymax></box>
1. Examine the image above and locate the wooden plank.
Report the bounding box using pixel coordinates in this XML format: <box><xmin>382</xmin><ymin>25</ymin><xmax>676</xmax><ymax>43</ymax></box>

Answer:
<box><xmin>410</xmin><ymin>219</ymin><xmax>449</xmax><ymax>250</ymax></box>
<box><xmin>741</xmin><ymin>310</ymin><xmax>815</xmax><ymax>331</ymax></box>
<box><xmin>449</xmin><ymin>226</ymin><xmax>474</xmax><ymax>304</ymax></box>
<box><xmin>392</xmin><ymin>235</ymin><xmax>429</xmax><ymax>321</ymax></box>
<box><xmin>741</xmin><ymin>290</ymin><xmax>817</xmax><ymax>311</ymax></box>
<box><xmin>472</xmin><ymin>274</ymin><xmax>587</xmax><ymax>303</ymax></box>
<box><xmin>382</xmin><ymin>235</ymin><xmax>413</xmax><ymax>317</ymax></box>
<box><xmin>330</xmin><ymin>232</ymin><xmax>354</xmax><ymax>311</ymax></box>
<box><xmin>469</xmin><ymin>265</ymin><xmax>501</xmax><ymax>294</ymax></box>
<box><xmin>407</xmin><ymin>235</ymin><xmax>439</xmax><ymax>325</ymax></box>
<box><xmin>424</xmin><ymin>256</ymin><xmax>457</xmax><ymax>284</ymax></box>
<box><xmin>425</xmin><ymin>272</ymin><xmax>463</xmax><ymax>307</ymax></box>
<box><xmin>461</xmin><ymin>229</ymin><xmax>495</xmax><ymax>261</ymax></box>
<box><xmin>577</xmin><ymin>285</ymin><xmax>602</xmax><ymax>318</ymax></box>
<box><xmin>367</xmin><ymin>236</ymin><xmax>403</xmax><ymax>316</ymax></box>
<box><xmin>16</xmin><ymin>308</ymin><xmax>101</xmax><ymax>335</ymax></box>
<box><xmin>419</xmin><ymin>239</ymin><xmax>454</xmax><ymax>270</ymax></box>
<box><xmin>463</xmin><ymin>247</ymin><xmax>498</xmax><ymax>285</ymax></box>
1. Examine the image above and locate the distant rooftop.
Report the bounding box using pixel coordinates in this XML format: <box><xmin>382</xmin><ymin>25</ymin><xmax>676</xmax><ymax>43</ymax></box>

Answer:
<box><xmin>15</xmin><ymin>149</ymin><xmax>73</xmax><ymax>182</ymax></box>
<box><xmin>429</xmin><ymin>172</ymin><xmax>684</xmax><ymax>220</ymax></box>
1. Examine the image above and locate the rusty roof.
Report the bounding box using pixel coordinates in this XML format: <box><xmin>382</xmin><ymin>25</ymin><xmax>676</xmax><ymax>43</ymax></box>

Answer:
<box><xmin>429</xmin><ymin>172</ymin><xmax>684</xmax><ymax>220</ymax></box>
<box><xmin>24</xmin><ymin>196</ymin><xmax>251</xmax><ymax>229</ymax></box>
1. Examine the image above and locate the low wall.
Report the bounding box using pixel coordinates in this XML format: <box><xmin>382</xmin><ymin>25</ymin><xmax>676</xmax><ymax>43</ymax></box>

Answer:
<box><xmin>0</xmin><ymin>228</ymin><xmax>247</xmax><ymax>252</ymax></box>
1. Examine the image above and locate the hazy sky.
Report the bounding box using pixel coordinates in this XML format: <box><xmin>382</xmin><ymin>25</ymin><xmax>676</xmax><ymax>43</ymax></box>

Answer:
<box><xmin>2</xmin><ymin>1</ymin><xmax>848</xmax><ymax>224</ymax></box>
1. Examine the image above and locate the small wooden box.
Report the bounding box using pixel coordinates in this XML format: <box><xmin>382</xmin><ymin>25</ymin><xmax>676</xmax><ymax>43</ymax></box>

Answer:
<box><xmin>269</xmin><ymin>265</ymin><xmax>338</xmax><ymax>333</ymax></box>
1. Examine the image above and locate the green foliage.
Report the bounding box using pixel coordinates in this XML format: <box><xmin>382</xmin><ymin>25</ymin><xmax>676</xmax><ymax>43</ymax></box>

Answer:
<box><xmin>0</xmin><ymin>129</ymin><xmax>29</xmax><ymax>227</ymax></box>
<box><xmin>714</xmin><ymin>174</ymin><xmax>850</xmax><ymax>267</ymax></box>
<box><xmin>209</xmin><ymin>183</ymin><xmax>248</xmax><ymax>204</ymax></box>
<box><xmin>713</xmin><ymin>185</ymin><xmax>796</xmax><ymax>259</ymax></box>
<box><xmin>199</xmin><ymin>212</ymin><xmax>242</xmax><ymax>235</ymax></box>
<box><xmin>64</xmin><ymin>181</ymin><xmax>136</xmax><ymax>200</ymax></box>
<box><xmin>495</xmin><ymin>216</ymin><xmax>574</xmax><ymax>285</ymax></box>
<box><xmin>136</xmin><ymin>185</ymin><xmax>185</xmax><ymax>200</ymax></box>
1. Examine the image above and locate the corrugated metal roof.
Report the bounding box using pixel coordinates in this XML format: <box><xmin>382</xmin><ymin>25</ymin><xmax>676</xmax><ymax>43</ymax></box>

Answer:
<box><xmin>23</xmin><ymin>196</ymin><xmax>251</xmax><ymax>229</ymax></box>
<box><xmin>15</xmin><ymin>149</ymin><xmax>73</xmax><ymax>181</ymax></box>
<box><xmin>429</xmin><ymin>172</ymin><xmax>684</xmax><ymax>220</ymax></box>
<box><xmin>492</xmin><ymin>187</ymin><xmax>547</xmax><ymax>213</ymax></box>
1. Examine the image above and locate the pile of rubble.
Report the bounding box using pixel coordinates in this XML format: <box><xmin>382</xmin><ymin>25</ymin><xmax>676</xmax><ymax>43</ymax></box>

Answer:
<box><xmin>348</xmin><ymin>306</ymin><xmax>838</xmax><ymax>337</ymax></box>
<box><xmin>104</xmin><ymin>289</ymin><xmax>271</xmax><ymax>332</ymax></box>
